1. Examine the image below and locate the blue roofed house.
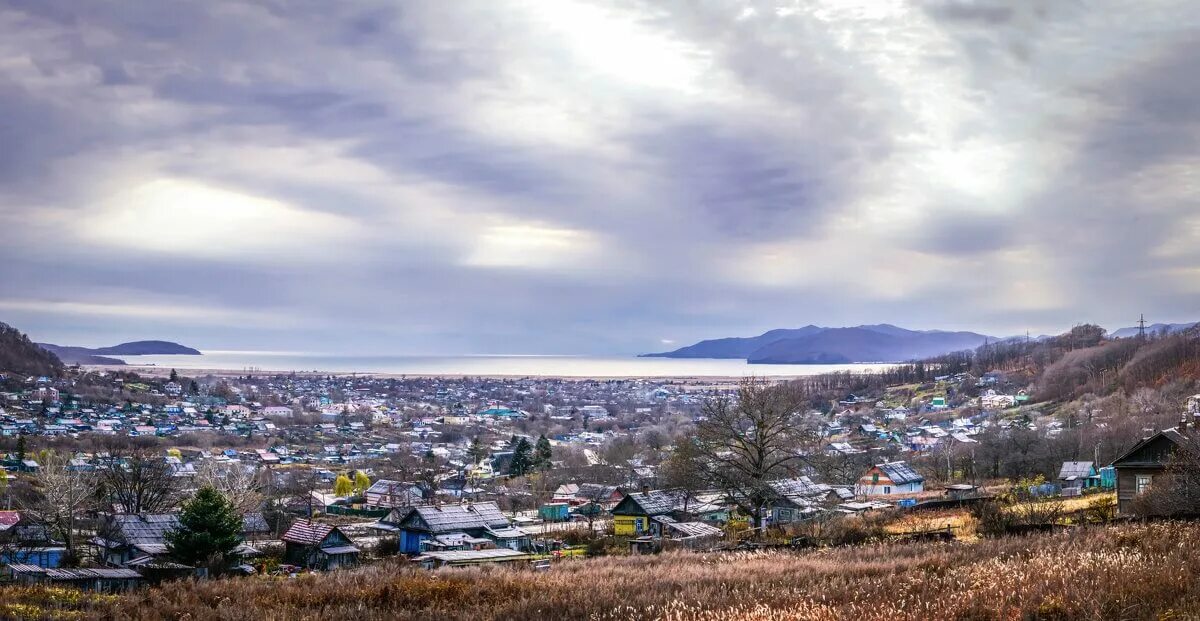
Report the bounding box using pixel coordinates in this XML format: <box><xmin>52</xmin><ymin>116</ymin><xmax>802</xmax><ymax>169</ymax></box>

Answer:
<box><xmin>371</xmin><ymin>502</ymin><xmax>527</xmax><ymax>555</ymax></box>
<box><xmin>855</xmin><ymin>462</ymin><xmax>925</xmax><ymax>496</ymax></box>
<box><xmin>0</xmin><ymin>511</ymin><xmax>65</xmax><ymax>568</ymax></box>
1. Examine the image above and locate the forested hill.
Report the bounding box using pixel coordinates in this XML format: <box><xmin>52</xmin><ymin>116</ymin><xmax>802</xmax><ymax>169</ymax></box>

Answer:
<box><xmin>937</xmin><ymin>323</ymin><xmax>1200</xmax><ymax>403</ymax></box>
<box><xmin>0</xmin><ymin>321</ymin><xmax>64</xmax><ymax>376</ymax></box>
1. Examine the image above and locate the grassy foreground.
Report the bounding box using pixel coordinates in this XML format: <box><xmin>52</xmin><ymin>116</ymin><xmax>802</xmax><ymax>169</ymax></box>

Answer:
<box><xmin>7</xmin><ymin>522</ymin><xmax>1200</xmax><ymax>620</ymax></box>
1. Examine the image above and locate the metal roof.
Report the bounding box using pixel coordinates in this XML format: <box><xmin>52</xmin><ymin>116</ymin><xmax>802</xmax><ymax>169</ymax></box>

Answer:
<box><xmin>110</xmin><ymin>514</ymin><xmax>179</xmax><ymax>546</ymax></box>
<box><xmin>876</xmin><ymin>461</ymin><xmax>924</xmax><ymax>485</ymax></box>
<box><xmin>619</xmin><ymin>490</ymin><xmax>687</xmax><ymax>516</ymax></box>
<box><xmin>399</xmin><ymin>502</ymin><xmax>511</xmax><ymax>534</ymax></box>
<box><xmin>769</xmin><ymin>477</ymin><xmax>831</xmax><ymax>499</ymax></box>
<box><xmin>416</xmin><ymin>548</ymin><xmax>528</xmax><ymax>563</ymax></box>
<box><xmin>665</xmin><ymin>521</ymin><xmax>722</xmax><ymax>539</ymax></box>
<box><xmin>281</xmin><ymin>520</ymin><xmax>338</xmax><ymax>546</ymax></box>
<box><xmin>1058</xmin><ymin>461</ymin><xmax>1095</xmax><ymax>480</ymax></box>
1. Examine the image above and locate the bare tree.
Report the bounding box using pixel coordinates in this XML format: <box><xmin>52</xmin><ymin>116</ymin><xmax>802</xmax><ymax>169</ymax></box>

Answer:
<box><xmin>195</xmin><ymin>461</ymin><xmax>264</xmax><ymax>514</ymax></box>
<box><xmin>694</xmin><ymin>378</ymin><xmax>817</xmax><ymax>532</ymax></box>
<box><xmin>19</xmin><ymin>452</ymin><xmax>93</xmax><ymax>565</ymax></box>
<box><xmin>98</xmin><ymin>450</ymin><xmax>181</xmax><ymax>514</ymax></box>
<box><xmin>659</xmin><ymin>435</ymin><xmax>706</xmax><ymax>516</ymax></box>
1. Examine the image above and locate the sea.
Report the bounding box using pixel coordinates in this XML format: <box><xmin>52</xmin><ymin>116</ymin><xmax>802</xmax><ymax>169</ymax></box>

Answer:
<box><xmin>115</xmin><ymin>351</ymin><xmax>895</xmax><ymax>378</ymax></box>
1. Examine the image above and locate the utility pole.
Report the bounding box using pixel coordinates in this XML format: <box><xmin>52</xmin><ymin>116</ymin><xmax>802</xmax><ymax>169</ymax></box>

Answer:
<box><xmin>1137</xmin><ymin>314</ymin><xmax>1147</xmax><ymax>339</ymax></box>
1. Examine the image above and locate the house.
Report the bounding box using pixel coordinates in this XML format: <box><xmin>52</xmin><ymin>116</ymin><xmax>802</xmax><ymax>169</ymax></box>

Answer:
<box><xmin>1110</xmin><ymin>428</ymin><xmax>1187</xmax><ymax>515</ymax></box>
<box><xmin>610</xmin><ymin>490</ymin><xmax>691</xmax><ymax>536</ymax></box>
<box><xmin>767</xmin><ymin>477</ymin><xmax>834</xmax><ymax>524</ymax></box>
<box><xmin>94</xmin><ymin>514</ymin><xmax>182</xmax><ymax>568</ymax></box>
<box><xmin>374</xmin><ymin>502</ymin><xmax>516</xmax><ymax>555</ymax></box>
<box><xmin>628</xmin><ymin>515</ymin><xmax>725</xmax><ymax>554</ymax></box>
<box><xmin>572</xmin><ymin>483</ymin><xmax>624</xmax><ymax>507</ymax></box>
<box><xmin>856</xmin><ymin>462</ymin><xmax>925</xmax><ymax>496</ymax></box>
<box><xmin>94</xmin><ymin>513</ymin><xmax>258</xmax><ymax>574</ymax></box>
<box><xmin>281</xmin><ymin>521</ymin><xmax>360</xmax><ymax>570</ymax></box>
<box><xmin>364</xmin><ymin>479</ymin><xmax>426</xmax><ymax>509</ymax></box>
<box><xmin>552</xmin><ymin>484</ymin><xmax>580</xmax><ymax>502</ymax></box>
<box><xmin>1057</xmin><ymin>461</ymin><xmax>1100</xmax><ymax>492</ymax></box>
<box><xmin>0</xmin><ymin>511</ymin><xmax>64</xmax><ymax>568</ymax></box>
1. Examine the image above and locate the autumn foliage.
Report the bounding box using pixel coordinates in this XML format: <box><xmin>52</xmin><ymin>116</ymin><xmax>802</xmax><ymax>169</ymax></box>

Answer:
<box><xmin>7</xmin><ymin>522</ymin><xmax>1200</xmax><ymax>620</ymax></box>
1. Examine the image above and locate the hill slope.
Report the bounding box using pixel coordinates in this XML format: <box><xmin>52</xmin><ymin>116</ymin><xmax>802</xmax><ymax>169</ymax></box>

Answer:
<box><xmin>646</xmin><ymin>324</ymin><xmax>993</xmax><ymax>364</ymax></box>
<box><xmin>38</xmin><ymin>340</ymin><xmax>201</xmax><ymax>365</ymax></box>
<box><xmin>0</xmin><ymin>322</ymin><xmax>64</xmax><ymax>376</ymax></box>
<box><xmin>641</xmin><ymin>326</ymin><xmax>824</xmax><ymax>359</ymax></box>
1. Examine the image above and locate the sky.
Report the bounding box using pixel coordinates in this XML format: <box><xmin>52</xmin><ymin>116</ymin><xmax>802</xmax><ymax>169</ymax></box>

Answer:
<box><xmin>1</xmin><ymin>0</ymin><xmax>1198</xmax><ymax>355</ymax></box>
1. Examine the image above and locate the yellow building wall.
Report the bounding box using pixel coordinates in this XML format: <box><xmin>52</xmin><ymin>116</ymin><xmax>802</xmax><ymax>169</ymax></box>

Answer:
<box><xmin>614</xmin><ymin>515</ymin><xmax>647</xmax><ymax>536</ymax></box>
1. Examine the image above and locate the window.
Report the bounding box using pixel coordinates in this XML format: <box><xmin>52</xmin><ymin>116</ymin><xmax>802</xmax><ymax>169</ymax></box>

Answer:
<box><xmin>883</xmin><ymin>486</ymin><xmax>891</xmax><ymax>494</ymax></box>
<box><xmin>1136</xmin><ymin>475</ymin><xmax>1152</xmax><ymax>495</ymax></box>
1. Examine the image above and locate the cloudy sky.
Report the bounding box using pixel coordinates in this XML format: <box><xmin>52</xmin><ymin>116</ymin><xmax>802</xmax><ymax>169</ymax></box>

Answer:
<box><xmin>1</xmin><ymin>0</ymin><xmax>1198</xmax><ymax>355</ymax></box>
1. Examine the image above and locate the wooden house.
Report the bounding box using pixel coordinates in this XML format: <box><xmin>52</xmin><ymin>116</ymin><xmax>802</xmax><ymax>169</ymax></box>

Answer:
<box><xmin>364</xmin><ymin>479</ymin><xmax>426</xmax><ymax>509</ymax></box>
<box><xmin>281</xmin><ymin>520</ymin><xmax>360</xmax><ymax>570</ymax></box>
<box><xmin>0</xmin><ymin>511</ymin><xmax>64</xmax><ymax>568</ymax></box>
<box><xmin>373</xmin><ymin>502</ymin><xmax>519</xmax><ymax>555</ymax></box>
<box><xmin>1111</xmin><ymin>428</ymin><xmax>1186</xmax><ymax>515</ymax></box>
<box><xmin>1057</xmin><ymin>461</ymin><xmax>1100</xmax><ymax>491</ymax></box>
<box><xmin>856</xmin><ymin>462</ymin><xmax>924</xmax><ymax>496</ymax></box>
<box><xmin>611</xmin><ymin>490</ymin><xmax>690</xmax><ymax>536</ymax></box>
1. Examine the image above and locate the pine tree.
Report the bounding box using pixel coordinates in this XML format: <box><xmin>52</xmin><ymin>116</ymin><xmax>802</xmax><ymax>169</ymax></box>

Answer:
<box><xmin>468</xmin><ymin>436</ymin><xmax>487</xmax><ymax>465</ymax></box>
<box><xmin>169</xmin><ymin>368</ymin><xmax>179</xmax><ymax>383</ymax></box>
<box><xmin>15</xmin><ymin>434</ymin><xmax>26</xmax><ymax>462</ymax></box>
<box><xmin>166</xmin><ymin>485</ymin><xmax>244</xmax><ymax>572</ymax></box>
<box><xmin>508</xmin><ymin>437</ymin><xmax>533</xmax><ymax>476</ymax></box>
<box><xmin>534</xmin><ymin>435</ymin><xmax>553</xmax><ymax>471</ymax></box>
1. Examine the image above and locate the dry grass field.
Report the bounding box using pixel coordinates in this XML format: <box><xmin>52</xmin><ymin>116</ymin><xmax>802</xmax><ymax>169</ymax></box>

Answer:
<box><xmin>5</xmin><ymin>521</ymin><xmax>1200</xmax><ymax>621</ymax></box>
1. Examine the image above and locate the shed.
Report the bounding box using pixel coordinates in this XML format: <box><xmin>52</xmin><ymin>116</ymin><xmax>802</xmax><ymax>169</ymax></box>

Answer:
<box><xmin>281</xmin><ymin>521</ymin><xmax>360</xmax><ymax>570</ymax></box>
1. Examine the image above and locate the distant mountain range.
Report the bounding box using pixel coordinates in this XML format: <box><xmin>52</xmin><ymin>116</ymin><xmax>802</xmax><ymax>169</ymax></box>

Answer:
<box><xmin>1109</xmin><ymin>322</ymin><xmax>1199</xmax><ymax>339</ymax></box>
<box><xmin>38</xmin><ymin>341</ymin><xmax>201</xmax><ymax>365</ymax></box>
<box><xmin>643</xmin><ymin>324</ymin><xmax>995</xmax><ymax>364</ymax></box>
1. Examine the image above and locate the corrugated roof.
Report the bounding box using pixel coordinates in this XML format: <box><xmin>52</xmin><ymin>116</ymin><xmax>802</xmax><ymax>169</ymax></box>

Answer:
<box><xmin>110</xmin><ymin>514</ymin><xmax>179</xmax><ymax>546</ymax></box>
<box><xmin>1058</xmin><ymin>461</ymin><xmax>1095</xmax><ymax>479</ymax></box>
<box><xmin>622</xmin><ymin>490</ymin><xmax>687</xmax><ymax>515</ymax></box>
<box><xmin>769</xmin><ymin>477</ymin><xmax>831</xmax><ymax>499</ymax></box>
<box><xmin>281</xmin><ymin>520</ymin><xmax>337</xmax><ymax>546</ymax></box>
<box><xmin>402</xmin><ymin>502</ymin><xmax>510</xmax><ymax>534</ymax></box>
<box><xmin>876</xmin><ymin>462</ymin><xmax>924</xmax><ymax>485</ymax></box>
<box><xmin>666</xmin><ymin>521</ymin><xmax>722</xmax><ymax>539</ymax></box>
<box><xmin>417</xmin><ymin>548</ymin><xmax>527</xmax><ymax>563</ymax></box>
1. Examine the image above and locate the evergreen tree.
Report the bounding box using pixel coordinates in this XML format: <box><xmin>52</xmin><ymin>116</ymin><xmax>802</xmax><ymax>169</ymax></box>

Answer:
<box><xmin>508</xmin><ymin>437</ymin><xmax>534</xmax><ymax>476</ymax></box>
<box><xmin>15</xmin><ymin>433</ymin><xmax>26</xmax><ymax>462</ymax></box>
<box><xmin>189</xmin><ymin>380</ymin><xmax>199</xmax><ymax>394</ymax></box>
<box><xmin>334</xmin><ymin>474</ymin><xmax>353</xmax><ymax>497</ymax></box>
<box><xmin>166</xmin><ymin>485</ymin><xmax>244</xmax><ymax>572</ymax></box>
<box><xmin>468</xmin><ymin>436</ymin><xmax>487</xmax><ymax>465</ymax></box>
<box><xmin>169</xmin><ymin>368</ymin><xmax>179</xmax><ymax>383</ymax></box>
<box><xmin>534</xmin><ymin>435</ymin><xmax>553</xmax><ymax>471</ymax></box>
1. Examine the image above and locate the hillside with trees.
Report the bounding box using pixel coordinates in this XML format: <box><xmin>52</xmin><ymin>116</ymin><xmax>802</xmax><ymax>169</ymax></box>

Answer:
<box><xmin>0</xmin><ymin>321</ymin><xmax>63</xmax><ymax>377</ymax></box>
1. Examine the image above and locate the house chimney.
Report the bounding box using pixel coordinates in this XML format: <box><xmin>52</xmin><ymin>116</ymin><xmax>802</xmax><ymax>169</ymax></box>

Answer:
<box><xmin>641</xmin><ymin>484</ymin><xmax>650</xmax><ymax>496</ymax></box>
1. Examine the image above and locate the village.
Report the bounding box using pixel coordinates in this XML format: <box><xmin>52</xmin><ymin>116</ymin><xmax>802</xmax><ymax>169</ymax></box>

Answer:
<box><xmin>3</xmin><ymin>355</ymin><xmax>1199</xmax><ymax>593</ymax></box>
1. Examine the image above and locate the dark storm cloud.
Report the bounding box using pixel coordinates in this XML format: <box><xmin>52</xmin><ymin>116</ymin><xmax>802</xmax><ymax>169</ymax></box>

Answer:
<box><xmin>1</xmin><ymin>0</ymin><xmax>1198</xmax><ymax>353</ymax></box>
